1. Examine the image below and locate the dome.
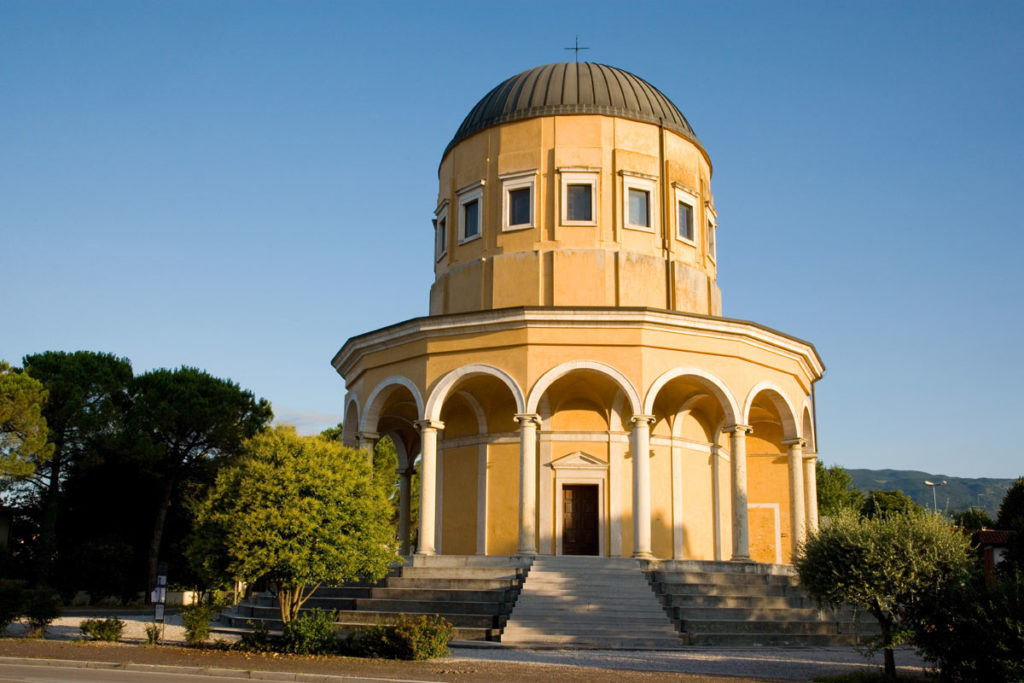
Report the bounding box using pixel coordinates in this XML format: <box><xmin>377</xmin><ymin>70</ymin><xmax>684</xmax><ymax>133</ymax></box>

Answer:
<box><xmin>445</xmin><ymin>62</ymin><xmax>703</xmax><ymax>157</ymax></box>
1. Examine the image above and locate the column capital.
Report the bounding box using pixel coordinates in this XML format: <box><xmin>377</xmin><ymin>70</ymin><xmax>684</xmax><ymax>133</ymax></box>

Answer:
<box><xmin>356</xmin><ymin>431</ymin><xmax>380</xmax><ymax>441</ymax></box>
<box><xmin>630</xmin><ymin>414</ymin><xmax>656</xmax><ymax>425</ymax></box>
<box><xmin>725</xmin><ymin>424</ymin><xmax>752</xmax><ymax>435</ymax></box>
<box><xmin>513</xmin><ymin>413</ymin><xmax>541</xmax><ymax>426</ymax></box>
<box><xmin>782</xmin><ymin>437</ymin><xmax>807</xmax><ymax>448</ymax></box>
<box><xmin>414</xmin><ymin>419</ymin><xmax>445</xmax><ymax>432</ymax></box>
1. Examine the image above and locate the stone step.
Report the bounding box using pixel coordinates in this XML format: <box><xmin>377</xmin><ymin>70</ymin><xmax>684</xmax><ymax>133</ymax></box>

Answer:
<box><xmin>684</xmin><ymin>632</ymin><xmax>861</xmax><ymax>646</ymax></box>
<box><xmin>651</xmin><ymin>560</ymin><xmax>796</xmax><ymax>576</ymax></box>
<box><xmin>663</xmin><ymin>594</ymin><xmax>815</xmax><ymax>609</ymax></box>
<box><xmin>677</xmin><ymin>618</ymin><xmax>851</xmax><ymax>635</ymax></box>
<box><xmin>351</xmin><ymin>598</ymin><xmax>512</xmax><ymax>615</ymax></box>
<box><xmin>650</xmin><ymin>571</ymin><xmax>799</xmax><ymax>587</ymax></box>
<box><xmin>651</xmin><ymin>581</ymin><xmax>800</xmax><ymax>597</ymax></box>
<box><xmin>400</xmin><ymin>567</ymin><xmax>525</xmax><ymax>581</ymax></box>
<box><xmin>670</xmin><ymin>606</ymin><xmax>829</xmax><ymax>621</ymax></box>
<box><xmin>385</xmin><ymin>576</ymin><xmax>521</xmax><ymax>591</ymax></box>
<box><xmin>411</xmin><ymin>554</ymin><xmax>532</xmax><ymax>569</ymax></box>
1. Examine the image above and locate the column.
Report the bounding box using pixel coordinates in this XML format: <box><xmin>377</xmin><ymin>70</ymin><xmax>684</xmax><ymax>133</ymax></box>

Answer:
<box><xmin>803</xmin><ymin>454</ymin><xmax>819</xmax><ymax>534</ymax></box>
<box><xmin>728</xmin><ymin>424</ymin><xmax>752</xmax><ymax>561</ymax></box>
<box><xmin>784</xmin><ymin>438</ymin><xmax>807</xmax><ymax>557</ymax></box>
<box><xmin>631</xmin><ymin>415</ymin><xmax>655</xmax><ymax>559</ymax></box>
<box><xmin>414</xmin><ymin>420</ymin><xmax>443</xmax><ymax>556</ymax></box>
<box><xmin>514</xmin><ymin>414</ymin><xmax>540</xmax><ymax>555</ymax></box>
<box><xmin>397</xmin><ymin>469</ymin><xmax>412</xmax><ymax>555</ymax></box>
<box><xmin>357</xmin><ymin>431</ymin><xmax>379</xmax><ymax>453</ymax></box>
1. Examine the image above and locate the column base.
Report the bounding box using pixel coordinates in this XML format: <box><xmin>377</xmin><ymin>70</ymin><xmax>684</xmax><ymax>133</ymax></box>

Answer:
<box><xmin>415</xmin><ymin>549</ymin><xmax>436</xmax><ymax>557</ymax></box>
<box><xmin>730</xmin><ymin>555</ymin><xmax>752</xmax><ymax>562</ymax></box>
<box><xmin>632</xmin><ymin>551</ymin><xmax>654</xmax><ymax>559</ymax></box>
<box><xmin>516</xmin><ymin>549</ymin><xmax>537</xmax><ymax>556</ymax></box>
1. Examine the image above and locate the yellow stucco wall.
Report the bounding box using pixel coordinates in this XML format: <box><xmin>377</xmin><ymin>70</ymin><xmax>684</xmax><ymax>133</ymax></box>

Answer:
<box><xmin>440</xmin><ymin>446</ymin><xmax>478</xmax><ymax>555</ymax></box>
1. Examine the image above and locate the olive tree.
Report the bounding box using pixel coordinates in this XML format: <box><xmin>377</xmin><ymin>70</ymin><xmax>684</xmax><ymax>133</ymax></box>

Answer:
<box><xmin>796</xmin><ymin>509</ymin><xmax>973</xmax><ymax>677</ymax></box>
<box><xmin>189</xmin><ymin>426</ymin><xmax>399</xmax><ymax>623</ymax></box>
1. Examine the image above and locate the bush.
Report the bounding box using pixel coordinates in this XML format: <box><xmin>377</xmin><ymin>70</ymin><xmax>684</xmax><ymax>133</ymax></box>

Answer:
<box><xmin>0</xmin><ymin>580</ymin><xmax>26</xmax><ymax>634</ymax></box>
<box><xmin>22</xmin><ymin>588</ymin><xmax>61</xmax><ymax>638</ymax></box>
<box><xmin>282</xmin><ymin>608</ymin><xmax>338</xmax><ymax>654</ymax></box>
<box><xmin>79</xmin><ymin>617</ymin><xmax>124</xmax><ymax>642</ymax></box>
<box><xmin>349</xmin><ymin>614</ymin><xmax>453</xmax><ymax>660</ymax></box>
<box><xmin>239</xmin><ymin>619</ymin><xmax>273</xmax><ymax>652</ymax></box>
<box><xmin>180</xmin><ymin>604</ymin><xmax>217</xmax><ymax>646</ymax></box>
<box><xmin>144</xmin><ymin>622</ymin><xmax>163</xmax><ymax>645</ymax></box>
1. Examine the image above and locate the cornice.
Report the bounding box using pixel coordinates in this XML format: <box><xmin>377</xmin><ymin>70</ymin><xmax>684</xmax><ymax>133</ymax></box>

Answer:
<box><xmin>331</xmin><ymin>306</ymin><xmax>825</xmax><ymax>384</ymax></box>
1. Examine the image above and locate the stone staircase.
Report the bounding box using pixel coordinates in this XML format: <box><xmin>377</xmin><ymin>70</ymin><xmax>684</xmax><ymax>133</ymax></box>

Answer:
<box><xmin>647</xmin><ymin>560</ymin><xmax>875</xmax><ymax>646</ymax></box>
<box><xmin>501</xmin><ymin>555</ymin><xmax>683</xmax><ymax>649</ymax></box>
<box><xmin>222</xmin><ymin>555</ymin><xmax>529</xmax><ymax>642</ymax></box>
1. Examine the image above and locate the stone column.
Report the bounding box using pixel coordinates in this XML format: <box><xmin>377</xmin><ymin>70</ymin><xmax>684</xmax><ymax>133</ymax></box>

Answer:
<box><xmin>397</xmin><ymin>468</ymin><xmax>412</xmax><ymax>555</ymax></box>
<box><xmin>515</xmin><ymin>414</ymin><xmax>540</xmax><ymax>555</ymax></box>
<box><xmin>784</xmin><ymin>438</ymin><xmax>807</xmax><ymax>557</ymax></box>
<box><xmin>414</xmin><ymin>420</ymin><xmax>443</xmax><ymax>556</ymax></box>
<box><xmin>803</xmin><ymin>454</ymin><xmax>819</xmax><ymax>534</ymax></box>
<box><xmin>356</xmin><ymin>431</ymin><xmax>379</xmax><ymax>461</ymax></box>
<box><xmin>728</xmin><ymin>424</ymin><xmax>752</xmax><ymax>561</ymax></box>
<box><xmin>631</xmin><ymin>415</ymin><xmax>655</xmax><ymax>559</ymax></box>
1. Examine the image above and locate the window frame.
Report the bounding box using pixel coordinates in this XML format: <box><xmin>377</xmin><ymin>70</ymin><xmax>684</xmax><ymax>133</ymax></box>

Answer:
<box><xmin>500</xmin><ymin>171</ymin><xmax>536</xmax><ymax>232</ymax></box>
<box><xmin>673</xmin><ymin>185</ymin><xmax>697</xmax><ymax>246</ymax></box>
<box><xmin>434</xmin><ymin>201</ymin><xmax>448</xmax><ymax>261</ymax></box>
<box><xmin>706</xmin><ymin>207</ymin><xmax>717</xmax><ymax>262</ymax></box>
<box><xmin>621</xmin><ymin>173</ymin><xmax>658</xmax><ymax>233</ymax></box>
<box><xmin>456</xmin><ymin>181</ymin><xmax>484</xmax><ymax>244</ymax></box>
<box><xmin>559</xmin><ymin>169</ymin><xmax>599</xmax><ymax>226</ymax></box>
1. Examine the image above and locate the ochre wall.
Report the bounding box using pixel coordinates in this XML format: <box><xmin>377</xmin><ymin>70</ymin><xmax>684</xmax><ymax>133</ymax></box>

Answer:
<box><xmin>440</xmin><ymin>446</ymin><xmax>478</xmax><ymax>555</ymax></box>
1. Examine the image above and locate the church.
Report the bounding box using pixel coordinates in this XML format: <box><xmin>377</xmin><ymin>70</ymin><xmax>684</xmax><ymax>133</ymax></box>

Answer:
<box><xmin>332</xmin><ymin>62</ymin><xmax>822</xmax><ymax>566</ymax></box>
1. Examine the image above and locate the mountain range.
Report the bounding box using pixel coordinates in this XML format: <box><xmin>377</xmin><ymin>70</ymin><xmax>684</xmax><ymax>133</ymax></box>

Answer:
<box><xmin>845</xmin><ymin>469</ymin><xmax>1018</xmax><ymax>519</ymax></box>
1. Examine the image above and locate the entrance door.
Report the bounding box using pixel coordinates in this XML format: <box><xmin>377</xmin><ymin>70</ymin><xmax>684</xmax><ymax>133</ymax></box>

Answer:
<box><xmin>562</xmin><ymin>484</ymin><xmax>599</xmax><ymax>555</ymax></box>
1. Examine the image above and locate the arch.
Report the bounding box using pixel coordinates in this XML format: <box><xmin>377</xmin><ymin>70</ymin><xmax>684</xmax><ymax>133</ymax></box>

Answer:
<box><xmin>361</xmin><ymin>376</ymin><xmax>425</xmax><ymax>434</ymax></box>
<box><xmin>669</xmin><ymin>392</ymin><xmax>711</xmax><ymax>440</ymax></box>
<box><xmin>526</xmin><ymin>361</ymin><xmax>641</xmax><ymax>416</ymax></box>
<box><xmin>452</xmin><ymin>390</ymin><xmax>488</xmax><ymax>434</ymax></box>
<box><xmin>424</xmin><ymin>363</ymin><xmax>525</xmax><ymax>421</ymax></box>
<box><xmin>643</xmin><ymin>367</ymin><xmax>740</xmax><ymax>426</ymax></box>
<box><xmin>801</xmin><ymin>401</ymin><xmax>816</xmax><ymax>452</ymax></box>
<box><xmin>742</xmin><ymin>381</ymin><xmax>799</xmax><ymax>439</ymax></box>
<box><xmin>342</xmin><ymin>393</ymin><xmax>361</xmax><ymax>448</ymax></box>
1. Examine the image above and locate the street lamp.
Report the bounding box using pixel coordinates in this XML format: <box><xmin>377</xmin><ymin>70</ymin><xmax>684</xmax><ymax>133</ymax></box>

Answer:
<box><xmin>924</xmin><ymin>480</ymin><xmax>948</xmax><ymax>511</ymax></box>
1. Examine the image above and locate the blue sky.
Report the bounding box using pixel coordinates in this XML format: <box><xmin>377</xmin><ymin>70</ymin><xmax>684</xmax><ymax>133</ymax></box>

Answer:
<box><xmin>2</xmin><ymin>1</ymin><xmax>1022</xmax><ymax>478</ymax></box>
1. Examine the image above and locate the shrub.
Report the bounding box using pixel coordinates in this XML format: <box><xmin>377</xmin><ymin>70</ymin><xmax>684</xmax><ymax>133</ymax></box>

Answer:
<box><xmin>22</xmin><ymin>588</ymin><xmax>62</xmax><ymax>638</ymax></box>
<box><xmin>350</xmin><ymin>614</ymin><xmax>453</xmax><ymax>660</ymax></box>
<box><xmin>144</xmin><ymin>622</ymin><xmax>163</xmax><ymax>645</ymax></box>
<box><xmin>282</xmin><ymin>608</ymin><xmax>338</xmax><ymax>655</ymax></box>
<box><xmin>180</xmin><ymin>604</ymin><xmax>217</xmax><ymax>646</ymax></box>
<box><xmin>0</xmin><ymin>580</ymin><xmax>26</xmax><ymax>634</ymax></box>
<box><xmin>79</xmin><ymin>617</ymin><xmax>124</xmax><ymax>642</ymax></box>
<box><xmin>239</xmin><ymin>619</ymin><xmax>273</xmax><ymax>652</ymax></box>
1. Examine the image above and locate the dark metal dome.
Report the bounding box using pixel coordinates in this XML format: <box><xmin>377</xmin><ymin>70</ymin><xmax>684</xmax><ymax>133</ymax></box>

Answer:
<box><xmin>445</xmin><ymin>62</ymin><xmax>703</xmax><ymax>157</ymax></box>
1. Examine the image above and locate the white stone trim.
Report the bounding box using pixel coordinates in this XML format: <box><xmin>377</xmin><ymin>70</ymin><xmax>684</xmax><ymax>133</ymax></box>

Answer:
<box><xmin>342</xmin><ymin>392</ymin><xmax>360</xmax><ymax>448</ymax></box>
<box><xmin>526</xmin><ymin>360</ymin><xmax>642</xmax><ymax>416</ymax></box>
<box><xmin>643</xmin><ymin>367</ymin><xmax>740</xmax><ymax>426</ymax></box>
<box><xmin>361</xmin><ymin>376</ymin><xmax>425</xmax><ymax>434</ymax></box>
<box><xmin>706</xmin><ymin>210</ymin><xmax>717</xmax><ymax>263</ymax></box>
<box><xmin>456</xmin><ymin>181</ymin><xmax>484</xmax><ymax>244</ymax></box>
<box><xmin>749</xmin><ymin>502</ymin><xmax>782</xmax><ymax>565</ymax></box>
<box><xmin>742</xmin><ymin>381</ymin><xmax>799</xmax><ymax>440</ymax></box>
<box><xmin>476</xmin><ymin>443</ymin><xmax>488</xmax><ymax>555</ymax></box>
<box><xmin>333</xmin><ymin>308</ymin><xmax>825</xmax><ymax>384</ymax></box>
<box><xmin>425</xmin><ymin>363</ymin><xmax>525</xmax><ymax>421</ymax></box>
<box><xmin>550</xmin><ymin>452</ymin><xmax>608</xmax><ymax>557</ymax></box>
<box><xmin>560</xmin><ymin>170</ymin><xmax>598</xmax><ymax>226</ymax></box>
<box><xmin>622</xmin><ymin>173</ymin><xmax>658</xmax><ymax>233</ymax></box>
<box><xmin>453</xmin><ymin>390</ymin><xmax>488</xmax><ymax>434</ymax></box>
<box><xmin>500</xmin><ymin>170</ymin><xmax>537</xmax><ymax>232</ymax></box>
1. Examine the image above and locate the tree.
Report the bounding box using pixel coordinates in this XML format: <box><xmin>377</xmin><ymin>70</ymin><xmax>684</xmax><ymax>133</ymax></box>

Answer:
<box><xmin>815</xmin><ymin>461</ymin><xmax>865</xmax><ymax>516</ymax></box>
<box><xmin>189</xmin><ymin>426</ymin><xmax>400</xmax><ymax>623</ymax></box>
<box><xmin>20</xmin><ymin>351</ymin><xmax>133</xmax><ymax>581</ymax></box>
<box><xmin>129</xmin><ymin>367</ymin><xmax>271</xmax><ymax>593</ymax></box>
<box><xmin>861</xmin><ymin>489</ymin><xmax>923</xmax><ymax>519</ymax></box>
<box><xmin>997</xmin><ymin>476</ymin><xmax>1024</xmax><ymax>574</ymax></box>
<box><xmin>0</xmin><ymin>361</ymin><xmax>53</xmax><ymax>479</ymax></box>
<box><xmin>952</xmin><ymin>507</ymin><xmax>995</xmax><ymax>530</ymax></box>
<box><xmin>796</xmin><ymin>509</ymin><xmax>974</xmax><ymax>677</ymax></box>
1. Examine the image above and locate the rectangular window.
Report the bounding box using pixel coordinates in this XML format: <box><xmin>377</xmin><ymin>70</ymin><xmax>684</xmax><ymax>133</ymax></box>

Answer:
<box><xmin>436</xmin><ymin>215</ymin><xmax>447</xmax><ymax>258</ymax></box>
<box><xmin>508</xmin><ymin>187</ymin><xmax>531</xmax><ymax>227</ymax></box>
<box><xmin>463</xmin><ymin>199</ymin><xmax>479</xmax><ymax>238</ymax></box>
<box><xmin>677</xmin><ymin>201</ymin><xmax>693</xmax><ymax>242</ymax></box>
<box><xmin>567</xmin><ymin>184</ymin><xmax>593</xmax><ymax>221</ymax></box>
<box><xmin>707</xmin><ymin>218</ymin><xmax>716</xmax><ymax>260</ymax></box>
<box><xmin>629</xmin><ymin>188</ymin><xmax>650</xmax><ymax>227</ymax></box>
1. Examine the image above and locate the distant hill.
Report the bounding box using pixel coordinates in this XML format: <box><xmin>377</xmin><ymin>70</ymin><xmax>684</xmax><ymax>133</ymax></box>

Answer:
<box><xmin>845</xmin><ymin>469</ymin><xmax>1017</xmax><ymax>519</ymax></box>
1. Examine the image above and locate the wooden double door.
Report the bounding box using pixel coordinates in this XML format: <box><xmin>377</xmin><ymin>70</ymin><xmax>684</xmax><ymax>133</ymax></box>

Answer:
<box><xmin>562</xmin><ymin>484</ymin><xmax>599</xmax><ymax>555</ymax></box>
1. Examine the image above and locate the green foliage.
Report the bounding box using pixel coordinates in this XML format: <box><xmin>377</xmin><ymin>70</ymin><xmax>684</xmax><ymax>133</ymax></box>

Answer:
<box><xmin>952</xmin><ymin>508</ymin><xmax>995</xmax><ymax>530</ymax></box>
<box><xmin>816</xmin><ymin>461</ymin><xmax>866</xmax><ymax>517</ymax></box>
<box><xmin>144</xmin><ymin>622</ymin><xmax>163</xmax><ymax>645</ymax></box>
<box><xmin>239</xmin><ymin>619</ymin><xmax>272</xmax><ymax>652</ymax></box>
<box><xmin>911</xmin><ymin>569</ymin><xmax>1024</xmax><ymax>682</ymax></box>
<box><xmin>796</xmin><ymin>509</ymin><xmax>973</xmax><ymax>676</ymax></box>
<box><xmin>0</xmin><ymin>580</ymin><xmax>25</xmax><ymax>633</ymax></box>
<box><xmin>21</xmin><ymin>588</ymin><xmax>62</xmax><ymax>637</ymax></box>
<box><xmin>0</xmin><ymin>361</ymin><xmax>53</xmax><ymax>478</ymax></box>
<box><xmin>281</xmin><ymin>608</ymin><xmax>338</xmax><ymax>654</ymax></box>
<box><xmin>180</xmin><ymin>603</ymin><xmax>217</xmax><ymax>646</ymax></box>
<box><xmin>997</xmin><ymin>477</ymin><xmax>1024</xmax><ymax>529</ymax></box>
<box><xmin>318</xmin><ymin>423</ymin><xmax>343</xmax><ymax>442</ymax></box>
<box><xmin>348</xmin><ymin>614</ymin><xmax>453</xmax><ymax>660</ymax></box>
<box><xmin>190</xmin><ymin>426</ymin><xmax>400</xmax><ymax>624</ymax></box>
<box><xmin>79</xmin><ymin>617</ymin><xmax>125</xmax><ymax>642</ymax></box>
<box><xmin>861</xmin><ymin>489</ymin><xmax>923</xmax><ymax>519</ymax></box>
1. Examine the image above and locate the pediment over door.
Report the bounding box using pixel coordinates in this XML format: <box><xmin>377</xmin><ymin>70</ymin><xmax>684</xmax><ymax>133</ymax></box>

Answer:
<box><xmin>549</xmin><ymin>451</ymin><xmax>609</xmax><ymax>470</ymax></box>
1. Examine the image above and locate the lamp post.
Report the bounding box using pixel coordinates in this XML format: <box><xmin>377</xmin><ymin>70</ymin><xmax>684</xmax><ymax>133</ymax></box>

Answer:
<box><xmin>923</xmin><ymin>480</ymin><xmax>948</xmax><ymax>511</ymax></box>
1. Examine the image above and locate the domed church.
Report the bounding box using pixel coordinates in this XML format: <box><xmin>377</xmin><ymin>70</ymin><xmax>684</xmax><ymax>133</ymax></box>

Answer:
<box><xmin>333</xmin><ymin>62</ymin><xmax>822</xmax><ymax>565</ymax></box>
